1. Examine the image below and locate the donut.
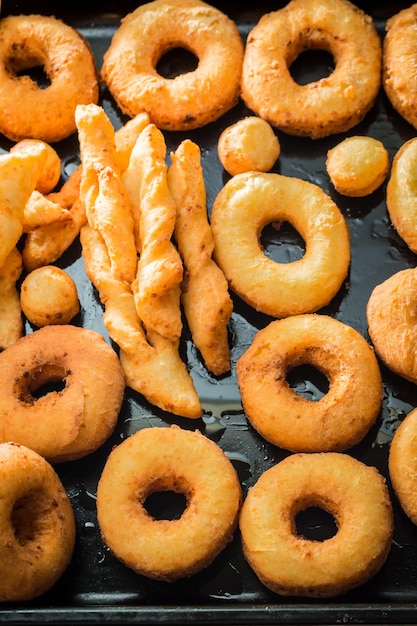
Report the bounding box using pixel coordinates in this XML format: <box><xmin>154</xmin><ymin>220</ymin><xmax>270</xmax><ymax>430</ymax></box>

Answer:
<box><xmin>367</xmin><ymin>268</ymin><xmax>417</xmax><ymax>384</ymax></box>
<box><xmin>0</xmin><ymin>442</ymin><xmax>75</xmax><ymax>602</ymax></box>
<box><xmin>236</xmin><ymin>314</ymin><xmax>382</xmax><ymax>453</ymax></box>
<box><xmin>389</xmin><ymin>407</ymin><xmax>417</xmax><ymax>525</ymax></box>
<box><xmin>383</xmin><ymin>4</ymin><xmax>417</xmax><ymax>131</ymax></box>
<box><xmin>239</xmin><ymin>452</ymin><xmax>393</xmax><ymax>598</ymax></box>
<box><xmin>217</xmin><ymin>116</ymin><xmax>280</xmax><ymax>176</ymax></box>
<box><xmin>0</xmin><ymin>14</ymin><xmax>99</xmax><ymax>143</ymax></box>
<box><xmin>241</xmin><ymin>0</ymin><xmax>381</xmax><ymax>139</ymax></box>
<box><xmin>326</xmin><ymin>136</ymin><xmax>389</xmax><ymax>197</ymax></box>
<box><xmin>210</xmin><ymin>172</ymin><xmax>350</xmax><ymax>318</ymax></box>
<box><xmin>0</xmin><ymin>325</ymin><xmax>125</xmax><ymax>463</ymax></box>
<box><xmin>96</xmin><ymin>425</ymin><xmax>242</xmax><ymax>582</ymax></box>
<box><xmin>100</xmin><ymin>0</ymin><xmax>244</xmax><ymax>131</ymax></box>
<box><xmin>386</xmin><ymin>138</ymin><xmax>417</xmax><ymax>253</ymax></box>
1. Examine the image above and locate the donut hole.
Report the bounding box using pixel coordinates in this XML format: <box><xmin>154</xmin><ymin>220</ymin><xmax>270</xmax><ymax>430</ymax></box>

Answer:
<box><xmin>6</xmin><ymin>49</ymin><xmax>51</xmax><ymax>89</ymax></box>
<box><xmin>295</xmin><ymin>505</ymin><xmax>338</xmax><ymax>542</ymax></box>
<box><xmin>142</xmin><ymin>476</ymin><xmax>190</xmax><ymax>521</ymax></box>
<box><xmin>156</xmin><ymin>47</ymin><xmax>199</xmax><ymax>79</ymax></box>
<box><xmin>290</xmin><ymin>49</ymin><xmax>335</xmax><ymax>86</ymax></box>
<box><xmin>15</xmin><ymin>363</ymin><xmax>68</xmax><ymax>404</ymax></box>
<box><xmin>261</xmin><ymin>221</ymin><xmax>305</xmax><ymax>263</ymax></box>
<box><xmin>287</xmin><ymin>364</ymin><xmax>329</xmax><ymax>401</ymax></box>
<box><xmin>11</xmin><ymin>489</ymin><xmax>52</xmax><ymax>546</ymax></box>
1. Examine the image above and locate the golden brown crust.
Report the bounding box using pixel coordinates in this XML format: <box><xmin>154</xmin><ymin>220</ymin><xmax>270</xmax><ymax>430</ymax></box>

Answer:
<box><xmin>389</xmin><ymin>407</ymin><xmax>417</xmax><ymax>525</ymax></box>
<box><xmin>237</xmin><ymin>314</ymin><xmax>382</xmax><ymax>452</ymax></box>
<box><xmin>0</xmin><ymin>325</ymin><xmax>125</xmax><ymax>462</ymax></box>
<box><xmin>97</xmin><ymin>426</ymin><xmax>242</xmax><ymax>582</ymax></box>
<box><xmin>0</xmin><ymin>14</ymin><xmax>98</xmax><ymax>142</ymax></box>
<box><xmin>241</xmin><ymin>0</ymin><xmax>381</xmax><ymax>138</ymax></box>
<box><xmin>239</xmin><ymin>452</ymin><xmax>393</xmax><ymax>598</ymax></box>
<box><xmin>0</xmin><ymin>442</ymin><xmax>75</xmax><ymax>602</ymax></box>
<box><xmin>211</xmin><ymin>172</ymin><xmax>350</xmax><ymax>318</ymax></box>
<box><xmin>101</xmin><ymin>0</ymin><xmax>244</xmax><ymax>130</ymax></box>
<box><xmin>386</xmin><ymin>137</ymin><xmax>417</xmax><ymax>253</ymax></box>
<box><xmin>383</xmin><ymin>4</ymin><xmax>417</xmax><ymax>130</ymax></box>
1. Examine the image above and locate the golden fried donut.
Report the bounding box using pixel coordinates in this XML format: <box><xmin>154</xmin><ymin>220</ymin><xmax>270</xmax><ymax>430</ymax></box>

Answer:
<box><xmin>211</xmin><ymin>172</ymin><xmax>350</xmax><ymax>318</ymax></box>
<box><xmin>383</xmin><ymin>5</ymin><xmax>417</xmax><ymax>131</ymax></box>
<box><xmin>367</xmin><ymin>268</ymin><xmax>417</xmax><ymax>384</ymax></box>
<box><xmin>0</xmin><ymin>442</ymin><xmax>75</xmax><ymax>602</ymax></box>
<box><xmin>217</xmin><ymin>116</ymin><xmax>280</xmax><ymax>176</ymax></box>
<box><xmin>0</xmin><ymin>325</ymin><xmax>125</xmax><ymax>463</ymax></box>
<box><xmin>326</xmin><ymin>136</ymin><xmax>389</xmax><ymax>197</ymax></box>
<box><xmin>386</xmin><ymin>138</ymin><xmax>417</xmax><ymax>253</ymax></box>
<box><xmin>101</xmin><ymin>0</ymin><xmax>244</xmax><ymax>131</ymax></box>
<box><xmin>240</xmin><ymin>452</ymin><xmax>393</xmax><ymax>598</ymax></box>
<box><xmin>20</xmin><ymin>266</ymin><xmax>80</xmax><ymax>327</ymax></box>
<box><xmin>0</xmin><ymin>14</ymin><xmax>98</xmax><ymax>143</ymax></box>
<box><xmin>389</xmin><ymin>407</ymin><xmax>417</xmax><ymax>525</ymax></box>
<box><xmin>96</xmin><ymin>425</ymin><xmax>242</xmax><ymax>582</ymax></box>
<box><xmin>241</xmin><ymin>0</ymin><xmax>381</xmax><ymax>138</ymax></box>
<box><xmin>237</xmin><ymin>314</ymin><xmax>382</xmax><ymax>452</ymax></box>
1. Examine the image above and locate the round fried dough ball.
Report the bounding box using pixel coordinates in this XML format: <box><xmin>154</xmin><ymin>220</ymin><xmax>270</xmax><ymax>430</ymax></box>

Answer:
<box><xmin>20</xmin><ymin>265</ymin><xmax>80</xmax><ymax>327</ymax></box>
<box><xmin>326</xmin><ymin>136</ymin><xmax>389</xmax><ymax>197</ymax></box>
<box><xmin>10</xmin><ymin>139</ymin><xmax>61</xmax><ymax>194</ymax></box>
<box><xmin>218</xmin><ymin>116</ymin><xmax>280</xmax><ymax>176</ymax></box>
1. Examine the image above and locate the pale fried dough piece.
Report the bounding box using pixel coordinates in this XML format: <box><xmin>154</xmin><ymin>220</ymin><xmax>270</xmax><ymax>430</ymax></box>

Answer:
<box><xmin>22</xmin><ymin>190</ymin><xmax>71</xmax><ymax>232</ymax></box>
<box><xmin>122</xmin><ymin>123</ymin><xmax>183</xmax><ymax>342</ymax></box>
<box><xmin>80</xmin><ymin>224</ymin><xmax>202</xmax><ymax>418</ymax></box>
<box><xmin>0</xmin><ymin>247</ymin><xmax>23</xmax><ymax>350</ymax></box>
<box><xmin>11</xmin><ymin>139</ymin><xmax>61</xmax><ymax>194</ymax></box>
<box><xmin>168</xmin><ymin>140</ymin><xmax>233</xmax><ymax>375</ymax></box>
<box><xmin>76</xmin><ymin>103</ymin><xmax>137</xmax><ymax>284</ymax></box>
<box><xmin>114</xmin><ymin>112</ymin><xmax>150</xmax><ymax>173</ymax></box>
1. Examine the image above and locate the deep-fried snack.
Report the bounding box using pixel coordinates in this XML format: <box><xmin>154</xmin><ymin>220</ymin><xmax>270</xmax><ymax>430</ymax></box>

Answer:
<box><xmin>168</xmin><ymin>139</ymin><xmax>232</xmax><ymax>375</ymax></box>
<box><xmin>240</xmin><ymin>452</ymin><xmax>393</xmax><ymax>597</ymax></box>
<box><xmin>241</xmin><ymin>0</ymin><xmax>381</xmax><ymax>138</ymax></box>
<box><xmin>101</xmin><ymin>0</ymin><xmax>244</xmax><ymax>131</ymax></box>
<box><xmin>218</xmin><ymin>117</ymin><xmax>280</xmax><ymax>176</ymax></box>
<box><xmin>97</xmin><ymin>425</ymin><xmax>241</xmax><ymax>581</ymax></box>
<box><xmin>237</xmin><ymin>314</ymin><xmax>382</xmax><ymax>452</ymax></box>
<box><xmin>383</xmin><ymin>4</ymin><xmax>417</xmax><ymax>131</ymax></box>
<box><xmin>386</xmin><ymin>137</ymin><xmax>417</xmax><ymax>253</ymax></box>
<box><xmin>0</xmin><ymin>247</ymin><xmax>23</xmax><ymax>350</ymax></box>
<box><xmin>11</xmin><ymin>139</ymin><xmax>61</xmax><ymax>194</ymax></box>
<box><xmin>75</xmin><ymin>103</ymin><xmax>137</xmax><ymax>284</ymax></box>
<box><xmin>122</xmin><ymin>123</ymin><xmax>183</xmax><ymax>342</ymax></box>
<box><xmin>80</xmin><ymin>224</ymin><xmax>202</xmax><ymax>418</ymax></box>
<box><xmin>0</xmin><ymin>442</ymin><xmax>76</xmax><ymax>602</ymax></box>
<box><xmin>0</xmin><ymin>14</ymin><xmax>98</xmax><ymax>142</ymax></box>
<box><xmin>20</xmin><ymin>265</ymin><xmax>80</xmax><ymax>327</ymax></box>
<box><xmin>367</xmin><ymin>267</ymin><xmax>417</xmax><ymax>384</ymax></box>
<box><xmin>326</xmin><ymin>136</ymin><xmax>389</xmax><ymax>197</ymax></box>
<box><xmin>389</xmin><ymin>407</ymin><xmax>417</xmax><ymax>525</ymax></box>
<box><xmin>211</xmin><ymin>172</ymin><xmax>350</xmax><ymax>318</ymax></box>
<box><xmin>22</xmin><ymin>191</ymin><xmax>71</xmax><ymax>232</ymax></box>
<box><xmin>0</xmin><ymin>325</ymin><xmax>125</xmax><ymax>463</ymax></box>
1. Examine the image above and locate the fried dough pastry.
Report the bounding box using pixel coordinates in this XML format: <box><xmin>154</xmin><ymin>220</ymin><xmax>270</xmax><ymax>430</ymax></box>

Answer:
<box><xmin>168</xmin><ymin>139</ymin><xmax>233</xmax><ymax>375</ymax></box>
<box><xmin>0</xmin><ymin>247</ymin><xmax>23</xmax><ymax>350</ymax></box>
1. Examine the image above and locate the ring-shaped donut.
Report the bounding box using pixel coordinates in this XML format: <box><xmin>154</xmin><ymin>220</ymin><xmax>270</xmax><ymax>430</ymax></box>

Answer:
<box><xmin>241</xmin><ymin>0</ymin><xmax>381</xmax><ymax>138</ymax></box>
<box><xmin>100</xmin><ymin>0</ymin><xmax>244</xmax><ymax>130</ymax></box>
<box><xmin>0</xmin><ymin>14</ymin><xmax>99</xmax><ymax>143</ymax></box>
<box><xmin>367</xmin><ymin>267</ymin><xmax>417</xmax><ymax>384</ymax></box>
<box><xmin>96</xmin><ymin>425</ymin><xmax>242</xmax><ymax>582</ymax></box>
<box><xmin>211</xmin><ymin>172</ymin><xmax>350</xmax><ymax>318</ymax></box>
<box><xmin>0</xmin><ymin>442</ymin><xmax>75</xmax><ymax>602</ymax></box>
<box><xmin>383</xmin><ymin>5</ymin><xmax>417</xmax><ymax>131</ymax></box>
<box><xmin>386</xmin><ymin>138</ymin><xmax>417</xmax><ymax>253</ymax></box>
<box><xmin>389</xmin><ymin>407</ymin><xmax>417</xmax><ymax>525</ymax></box>
<box><xmin>237</xmin><ymin>314</ymin><xmax>382</xmax><ymax>452</ymax></box>
<box><xmin>239</xmin><ymin>452</ymin><xmax>393</xmax><ymax>598</ymax></box>
<box><xmin>0</xmin><ymin>325</ymin><xmax>125</xmax><ymax>463</ymax></box>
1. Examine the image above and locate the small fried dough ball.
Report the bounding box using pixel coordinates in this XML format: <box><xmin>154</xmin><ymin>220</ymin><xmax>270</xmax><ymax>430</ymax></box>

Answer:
<box><xmin>218</xmin><ymin>116</ymin><xmax>280</xmax><ymax>176</ymax></box>
<box><xmin>10</xmin><ymin>139</ymin><xmax>61</xmax><ymax>194</ymax></box>
<box><xmin>326</xmin><ymin>136</ymin><xmax>389</xmax><ymax>197</ymax></box>
<box><xmin>20</xmin><ymin>265</ymin><xmax>79</xmax><ymax>327</ymax></box>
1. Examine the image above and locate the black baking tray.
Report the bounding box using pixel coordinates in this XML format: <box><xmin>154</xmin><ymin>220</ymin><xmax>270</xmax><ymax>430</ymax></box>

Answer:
<box><xmin>1</xmin><ymin>0</ymin><xmax>417</xmax><ymax>624</ymax></box>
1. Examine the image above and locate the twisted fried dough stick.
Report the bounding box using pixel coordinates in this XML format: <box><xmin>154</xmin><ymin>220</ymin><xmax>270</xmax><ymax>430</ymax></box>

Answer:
<box><xmin>0</xmin><ymin>248</ymin><xmax>23</xmax><ymax>350</ymax></box>
<box><xmin>168</xmin><ymin>139</ymin><xmax>233</xmax><ymax>375</ymax></box>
